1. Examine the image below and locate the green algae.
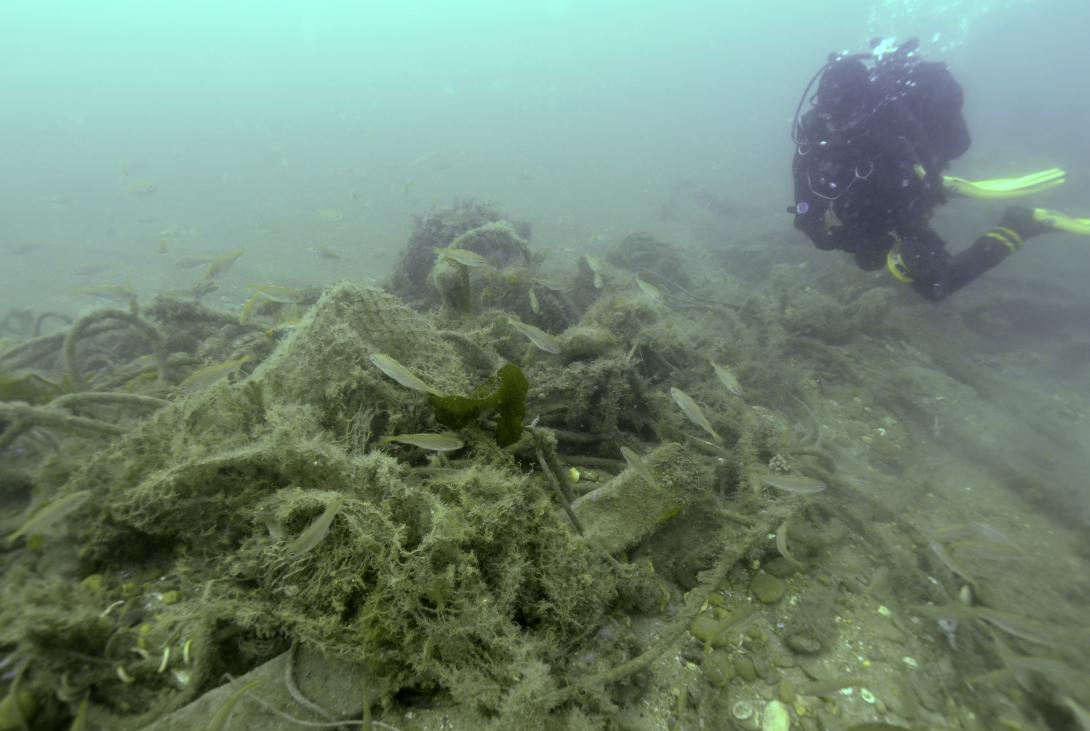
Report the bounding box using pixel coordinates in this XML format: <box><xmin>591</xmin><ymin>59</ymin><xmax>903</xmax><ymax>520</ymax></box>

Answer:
<box><xmin>428</xmin><ymin>362</ymin><xmax>528</xmax><ymax>446</ymax></box>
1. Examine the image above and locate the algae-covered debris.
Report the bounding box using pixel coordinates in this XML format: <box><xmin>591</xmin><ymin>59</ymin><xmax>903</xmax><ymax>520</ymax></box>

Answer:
<box><xmin>0</xmin><ymin>371</ymin><xmax>62</xmax><ymax>404</ymax></box>
<box><xmin>4</xmin><ymin>202</ymin><xmax>1088</xmax><ymax>731</ymax></box>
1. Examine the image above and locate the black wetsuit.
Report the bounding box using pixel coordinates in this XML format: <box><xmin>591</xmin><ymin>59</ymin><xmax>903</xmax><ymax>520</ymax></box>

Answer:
<box><xmin>791</xmin><ymin>58</ymin><xmax>1029</xmax><ymax>301</ymax></box>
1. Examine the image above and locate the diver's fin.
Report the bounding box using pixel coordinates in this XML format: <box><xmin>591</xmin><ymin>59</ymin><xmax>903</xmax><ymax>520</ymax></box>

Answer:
<box><xmin>943</xmin><ymin>168</ymin><xmax>1067</xmax><ymax>199</ymax></box>
<box><xmin>1033</xmin><ymin>208</ymin><xmax>1090</xmax><ymax>236</ymax></box>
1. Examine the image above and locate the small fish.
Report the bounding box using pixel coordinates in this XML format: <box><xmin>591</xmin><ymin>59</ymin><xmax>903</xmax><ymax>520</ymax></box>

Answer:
<box><xmin>73</xmin><ymin>262</ymin><xmax>111</xmax><ymax>276</ymax></box>
<box><xmin>247</xmin><ymin>284</ymin><xmax>306</xmax><ymax>303</ymax></box>
<box><xmin>528</xmin><ymin>288</ymin><xmax>540</xmax><ymax>314</ymax></box>
<box><xmin>434</xmin><ymin>246</ymin><xmax>488</xmax><ymax>268</ymax></box>
<box><xmin>286</xmin><ymin>496</ymin><xmax>347</xmax><ymax>557</ymax></box>
<box><xmin>126</xmin><ymin>182</ymin><xmax>157</xmax><ymax>196</ymax></box>
<box><xmin>369</xmin><ymin>353</ymin><xmax>442</xmax><ymax>395</ymax></box>
<box><xmin>207</xmin><ymin>679</ymin><xmax>264</xmax><ymax>731</ymax></box>
<box><xmin>1061</xmin><ymin>698</ymin><xmax>1090</xmax><ymax>731</ymax></box>
<box><xmin>204</xmin><ymin>249</ymin><xmax>244</xmax><ymax>280</ymax></box>
<box><xmin>712</xmin><ymin>362</ymin><xmax>743</xmax><ymax>398</ymax></box>
<box><xmin>532</xmin><ymin>278</ymin><xmax>565</xmax><ymax>292</ymax></box>
<box><xmin>179</xmin><ymin>355</ymin><xmax>252</xmax><ymax>391</ymax></box>
<box><xmin>775</xmin><ymin>519</ymin><xmax>805</xmax><ymax>569</ymax></box>
<box><xmin>912</xmin><ymin>604</ymin><xmax>1054</xmax><ymax>647</ymax></box>
<box><xmin>670</xmin><ymin>387</ymin><xmax>721</xmax><ymax>442</ymax></box>
<box><xmin>7</xmin><ymin>490</ymin><xmax>91</xmax><ymax>546</ymax></box>
<box><xmin>635</xmin><ymin>276</ymin><xmax>664</xmax><ymax>304</ymax></box>
<box><xmin>508</xmin><ymin>318</ymin><xmax>560</xmax><ymax>354</ymax></box>
<box><xmin>309</xmin><ymin>246</ymin><xmax>341</xmax><ymax>260</ymax></box>
<box><xmin>761</xmin><ymin>474</ymin><xmax>827</xmax><ymax>494</ymax></box>
<box><xmin>239</xmin><ymin>293</ymin><xmax>263</xmax><ymax>324</ymax></box>
<box><xmin>928</xmin><ymin>539</ymin><xmax>978</xmax><ymax>589</ymax></box>
<box><xmin>174</xmin><ymin>256</ymin><xmax>213</xmax><ymax>269</ymax></box>
<box><xmin>72</xmin><ymin>284</ymin><xmax>137</xmax><ymax>303</ymax></box>
<box><xmin>318</xmin><ymin>208</ymin><xmax>345</xmax><ymax>223</ymax></box>
<box><xmin>6</xmin><ymin>242</ymin><xmax>45</xmax><ymax>255</ymax></box>
<box><xmin>584</xmin><ymin>254</ymin><xmax>604</xmax><ymax>288</ymax></box>
<box><xmin>381</xmin><ymin>433</ymin><xmax>464</xmax><ymax>452</ymax></box>
<box><xmin>620</xmin><ymin>446</ymin><xmax>658</xmax><ymax>488</ymax></box>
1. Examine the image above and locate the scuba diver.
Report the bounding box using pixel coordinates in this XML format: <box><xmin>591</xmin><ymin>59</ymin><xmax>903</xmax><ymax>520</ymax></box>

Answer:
<box><xmin>789</xmin><ymin>38</ymin><xmax>1090</xmax><ymax>301</ymax></box>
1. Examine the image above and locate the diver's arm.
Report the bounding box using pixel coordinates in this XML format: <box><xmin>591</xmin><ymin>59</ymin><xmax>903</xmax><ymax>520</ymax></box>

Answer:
<box><xmin>792</xmin><ymin>166</ymin><xmax>835</xmax><ymax>251</ymax></box>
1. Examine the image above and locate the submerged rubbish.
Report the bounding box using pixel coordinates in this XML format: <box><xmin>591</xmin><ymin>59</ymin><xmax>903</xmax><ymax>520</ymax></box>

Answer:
<box><xmin>369</xmin><ymin>353</ymin><xmax>443</xmax><ymax>396</ymax></box>
<box><xmin>508</xmin><ymin>317</ymin><xmax>561</xmax><ymax>354</ymax></box>
<box><xmin>381</xmin><ymin>433</ymin><xmax>464</xmax><ymax>452</ymax></box>
<box><xmin>670</xmin><ymin>386</ymin><xmax>721</xmax><ymax>442</ymax></box>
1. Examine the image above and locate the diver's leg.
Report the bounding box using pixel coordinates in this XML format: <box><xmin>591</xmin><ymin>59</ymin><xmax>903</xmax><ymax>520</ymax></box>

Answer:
<box><xmin>895</xmin><ymin>228</ymin><xmax>1016</xmax><ymax>301</ymax></box>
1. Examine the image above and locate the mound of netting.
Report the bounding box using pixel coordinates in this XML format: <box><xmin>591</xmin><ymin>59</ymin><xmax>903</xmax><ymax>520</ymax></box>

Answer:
<box><xmin>2</xmin><ymin>283</ymin><xmax>625</xmax><ymax>729</ymax></box>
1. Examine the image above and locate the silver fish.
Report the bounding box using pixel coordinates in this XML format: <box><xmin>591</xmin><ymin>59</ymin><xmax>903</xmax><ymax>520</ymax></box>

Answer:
<box><xmin>636</xmin><ymin>276</ymin><xmax>664</xmax><ymax>304</ymax></box>
<box><xmin>620</xmin><ymin>446</ymin><xmax>658</xmax><ymax>488</ymax></box>
<box><xmin>434</xmin><ymin>246</ymin><xmax>488</xmax><ymax>268</ymax></box>
<box><xmin>286</xmin><ymin>496</ymin><xmax>346</xmax><ymax>557</ymax></box>
<box><xmin>712</xmin><ymin>362</ymin><xmax>743</xmax><ymax>398</ymax></box>
<box><xmin>508</xmin><ymin>318</ymin><xmax>560</xmax><ymax>354</ymax></box>
<box><xmin>584</xmin><ymin>254</ymin><xmax>604</xmax><ymax>289</ymax></box>
<box><xmin>369</xmin><ymin>353</ymin><xmax>442</xmax><ymax>395</ymax></box>
<box><xmin>761</xmin><ymin>474</ymin><xmax>827</xmax><ymax>494</ymax></box>
<box><xmin>7</xmin><ymin>491</ymin><xmax>91</xmax><ymax>546</ymax></box>
<box><xmin>670</xmin><ymin>387</ymin><xmax>721</xmax><ymax>442</ymax></box>
<box><xmin>381</xmin><ymin>433</ymin><xmax>464</xmax><ymax>452</ymax></box>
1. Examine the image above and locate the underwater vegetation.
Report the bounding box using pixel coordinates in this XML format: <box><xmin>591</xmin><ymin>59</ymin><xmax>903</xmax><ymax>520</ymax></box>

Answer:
<box><xmin>0</xmin><ymin>202</ymin><xmax>1087</xmax><ymax>730</ymax></box>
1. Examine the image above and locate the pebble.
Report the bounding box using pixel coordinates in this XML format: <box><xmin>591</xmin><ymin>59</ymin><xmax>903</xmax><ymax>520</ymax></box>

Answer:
<box><xmin>735</xmin><ymin>655</ymin><xmax>758</xmax><ymax>682</ymax></box>
<box><xmin>752</xmin><ymin>572</ymin><xmax>786</xmax><ymax>604</ymax></box>
<box><xmin>786</xmin><ymin>633</ymin><xmax>823</xmax><ymax>655</ymax></box>
<box><xmin>762</xmin><ymin>700</ymin><xmax>791</xmax><ymax>731</ymax></box>
<box><xmin>702</xmin><ymin>650</ymin><xmax>734</xmax><ymax>688</ymax></box>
